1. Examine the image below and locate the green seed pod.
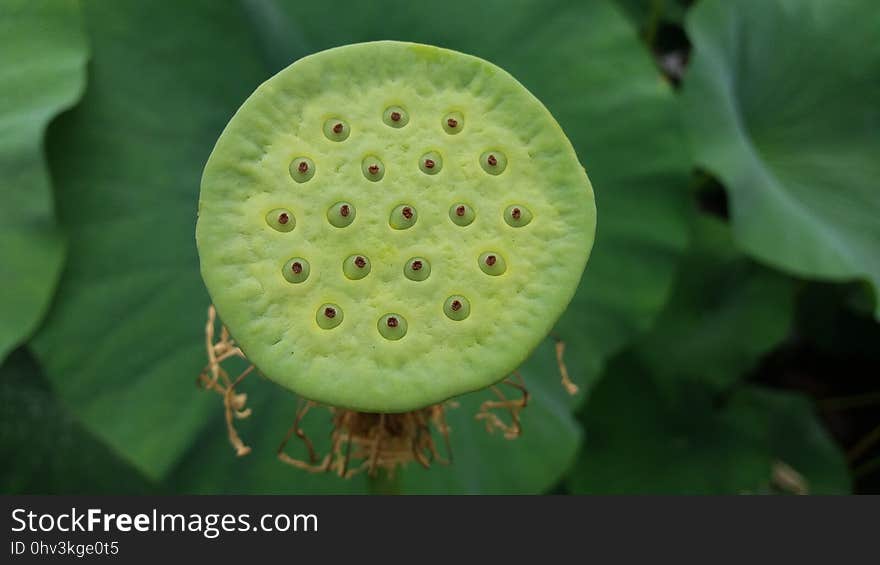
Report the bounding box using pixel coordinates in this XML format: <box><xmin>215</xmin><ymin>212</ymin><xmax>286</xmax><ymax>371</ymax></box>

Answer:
<box><xmin>196</xmin><ymin>42</ymin><xmax>596</xmax><ymax>412</ymax></box>
<box><xmin>418</xmin><ymin>151</ymin><xmax>442</xmax><ymax>175</ymax></box>
<box><xmin>479</xmin><ymin>150</ymin><xmax>507</xmax><ymax>175</ymax></box>
<box><xmin>289</xmin><ymin>157</ymin><xmax>315</xmax><ymax>182</ymax></box>
<box><xmin>504</xmin><ymin>204</ymin><xmax>532</xmax><ymax>227</ymax></box>
<box><xmin>361</xmin><ymin>155</ymin><xmax>385</xmax><ymax>181</ymax></box>
<box><xmin>266</xmin><ymin>208</ymin><xmax>295</xmax><ymax>232</ymax></box>
<box><xmin>442</xmin><ymin>111</ymin><xmax>464</xmax><ymax>134</ymax></box>
<box><xmin>323</xmin><ymin>118</ymin><xmax>350</xmax><ymax>141</ymax></box>
<box><xmin>327</xmin><ymin>201</ymin><xmax>356</xmax><ymax>228</ymax></box>
<box><xmin>404</xmin><ymin>257</ymin><xmax>431</xmax><ymax>281</ymax></box>
<box><xmin>383</xmin><ymin>105</ymin><xmax>409</xmax><ymax>128</ymax></box>
<box><xmin>389</xmin><ymin>204</ymin><xmax>417</xmax><ymax>230</ymax></box>
<box><xmin>316</xmin><ymin>303</ymin><xmax>343</xmax><ymax>329</ymax></box>
<box><xmin>377</xmin><ymin>313</ymin><xmax>407</xmax><ymax>341</ymax></box>
<box><xmin>443</xmin><ymin>295</ymin><xmax>470</xmax><ymax>321</ymax></box>
<box><xmin>448</xmin><ymin>203</ymin><xmax>475</xmax><ymax>227</ymax></box>
<box><xmin>478</xmin><ymin>252</ymin><xmax>507</xmax><ymax>276</ymax></box>
<box><xmin>343</xmin><ymin>254</ymin><xmax>371</xmax><ymax>280</ymax></box>
<box><xmin>282</xmin><ymin>257</ymin><xmax>310</xmax><ymax>284</ymax></box>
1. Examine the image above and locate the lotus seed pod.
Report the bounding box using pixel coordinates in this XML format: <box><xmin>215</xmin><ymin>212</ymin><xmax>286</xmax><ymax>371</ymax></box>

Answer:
<box><xmin>389</xmin><ymin>204</ymin><xmax>418</xmax><ymax>230</ymax></box>
<box><xmin>196</xmin><ymin>41</ymin><xmax>596</xmax><ymax>412</ymax></box>
<box><xmin>383</xmin><ymin>105</ymin><xmax>409</xmax><ymax>128</ymax></box>
<box><xmin>343</xmin><ymin>254</ymin><xmax>371</xmax><ymax>280</ymax></box>
<box><xmin>327</xmin><ymin>201</ymin><xmax>356</xmax><ymax>228</ymax></box>
<box><xmin>449</xmin><ymin>203</ymin><xmax>475</xmax><ymax>227</ymax></box>
<box><xmin>444</xmin><ymin>295</ymin><xmax>471</xmax><ymax>321</ymax></box>
<box><xmin>316</xmin><ymin>304</ymin><xmax>343</xmax><ymax>329</ymax></box>
<box><xmin>282</xmin><ymin>257</ymin><xmax>309</xmax><ymax>284</ymax></box>
<box><xmin>404</xmin><ymin>257</ymin><xmax>431</xmax><ymax>281</ymax></box>
<box><xmin>266</xmin><ymin>208</ymin><xmax>295</xmax><ymax>232</ymax></box>
<box><xmin>504</xmin><ymin>205</ymin><xmax>533</xmax><ymax>228</ymax></box>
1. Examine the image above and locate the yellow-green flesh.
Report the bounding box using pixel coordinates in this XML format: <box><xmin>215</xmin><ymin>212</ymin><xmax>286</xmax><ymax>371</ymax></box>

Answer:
<box><xmin>197</xmin><ymin>41</ymin><xmax>596</xmax><ymax>412</ymax></box>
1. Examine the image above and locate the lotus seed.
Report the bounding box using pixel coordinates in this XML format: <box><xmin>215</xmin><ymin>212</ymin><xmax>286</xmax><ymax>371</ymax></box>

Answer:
<box><xmin>443</xmin><ymin>295</ymin><xmax>471</xmax><ymax>321</ymax></box>
<box><xmin>404</xmin><ymin>257</ymin><xmax>431</xmax><ymax>281</ymax></box>
<box><xmin>449</xmin><ymin>203</ymin><xmax>475</xmax><ymax>227</ymax></box>
<box><xmin>266</xmin><ymin>208</ymin><xmax>295</xmax><ymax>232</ymax></box>
<box><xmin>317</xmin><ymin>303</ymin><xmax>343</xmax><ymax>329</ymax></box>
<box><xmin>323</xmin><ymin>118</ymin><xmax>350</xmax><ymax>141</ymax></box>
<box><xmin>378</xmin><ymin>313</ymin><xmax>408</xmax><ymax>340</ymax></box>
<box><xmin>479</xmin><ymin>150</ymin><xmax>507</xmax><ymax>175</ymax></box>
<box><xmin>383</xmin><ymin>106</ymin><xmax>409</xmax><ymax>128</ymax></box>
<box><xmin>418</xmin><ymin>151</ymin><xmax>443</xmax><ymax>175</ymax></box>
<box><xmin>327</xmin><ymin>201</ymin><xmax>356</xmax><ymax>228</ymax></box>
<box><xmin>282</xmin><ymin>257</ymin><xmax>310</xmax><ymax>283</ymax></box>
<box><xmin>443</xmin><ymin>112</ymin><xmax>464</xmax><ymax>134</ymax></box>
<box><xmin>389</xmin><ymin>204</ymin><xmax>418</xmax><ymax>230</ymax></box>
<box><xmin>289</xmin><ymin>157</ymin><xmax>315</xmax><ymax>182</ymax></box>
<box><xmin>478</xmin><ymin>252</ymin><xmax>507</xmax><ymax>276</ymax></box>
<box><xmin>504</xmin><ymin>205</ymin><xmax>533</xmax><ymax>227</ymax></box>
<box><xmin>361</xmin><ymin>156</ymin><xmax>385</xmax><ymax>181</ymax></box>
<box><xmin>343</xmin><ymin>254</ymin><xmax>371</xmax><ymax>280</ymax></box>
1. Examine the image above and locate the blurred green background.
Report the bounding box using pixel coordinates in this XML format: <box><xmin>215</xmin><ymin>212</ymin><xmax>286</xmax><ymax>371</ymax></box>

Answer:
<box><xmin>1</xmin><ymin>0</ymin><xmax>878</xmax><ymax>494</ymax></box>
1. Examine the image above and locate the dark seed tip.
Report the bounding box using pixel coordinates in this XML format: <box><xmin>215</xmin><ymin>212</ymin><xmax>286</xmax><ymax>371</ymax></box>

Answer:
<box><xmin>387</xmin><ymin>317</ymin><xmax>399</xmax><ymax>328</ymax></box>
<box><xmin>455</xmin><ymin>205</ymin><xmax>466</xmax><ymax>217</ymax></box>
<box><xmin>332</xmin><ymin>122</ymin><xmax>344</xmax><ymax>134</ymax></box>
<box><xmin>486</xmin><ymin>255</ymin><xmax>497</xmax><ymax>266</ymax></box>
<box><xmin>278</xmin><ymin>213</ymin><xmax>289</xmax><ymax>224</ymax></box>
<box><xmin>412</xmin><ymin>260</ymin><xmax>423</xmax><ymax>271</ymax></box>
<box><xmin>402</xmin><ymin>207</ymin><xmax>413</xmax><ymax>219</ymax></box>
<box><xmin>324</xmin><ymin>307</ymin><xmax>336</xmax><ymax>318</ymax></box>
<box><xmin>390</xmin><ymin>111</ymin><xmax>401</xmax><ymax>122</ymax></box>
<box><xmin>292</xmin><ymin>262</ymin><xmax>303</xmax><ymax>274</ymax></box>
<box><xmin>487</xmin><ymin>154</ymin><xmax>498</xmax><ymax>167</ymax></box>
<box><xmin>447</xmin><ymin>118</ymin><xmax>458</xmax><ymax>128</ymax></box>
<box><xmin>424</xmin><ymin>159</ymin><xmax>435</xmax><ymax>169</ymax></box>
<box><xmin>298</xmin><ymin>161</ymin><xmax>309</xmax><ymax>173</ymax></box>
<box><xmin>368</xmin><ymin>164</ymin><xmax>379</xmax><ymax>174</ymax></box>
<box><xmin>512</xmin><ymin>208</ymin><xmax>521</xmax><ymax>219</ymax></box>
<box><xmin>354</xmin><ymin>256</ymin><xmax>366</xmax><ymax>268</ymax></box>
<box><xmin>340</xmin><ymin>205</ymin><xmax>350</xmax><ymax>217</ymax></box>
<box><xmin>451</xmin><ymin>300</ymin><xmax>462</xmax><ymax>311</ymax></box>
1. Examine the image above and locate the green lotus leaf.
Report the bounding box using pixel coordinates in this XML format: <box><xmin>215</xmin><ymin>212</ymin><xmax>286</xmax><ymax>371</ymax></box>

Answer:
<box><xmin>569</xmin><ymin>356</ymin><xmax>851</xmax><ymax>494</ymax></box>
<box><xmin>682</xmin><ymin>0</ymin><xmax>880</xmax><ymax>318</ymax></box>
<box><xmin>0</xmin><ymin>0</ymin><xmax>87</xmax><ymax>361</ymax></box>
<box><xmin>634</xmin><ymin>216</ymin><xmax>796</xmax><ymax>389</ymax></box>
<box><xmin>0</xmin><ymin>349</ymin><xmax>153</xmax><ymax>494</ymax></box>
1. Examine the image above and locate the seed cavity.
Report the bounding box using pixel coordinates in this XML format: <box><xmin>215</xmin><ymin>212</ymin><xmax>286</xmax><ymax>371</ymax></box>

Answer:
<box><xmin>389</xmin><ymin>204</ymin><xmax>418</xmax><ymax>230</ymax></box>
<box><xmin>419</xmin><ymin>151</ymin><xmax>443</xmax><ymax>175</ymax></box>
<box><xmin>504</xmin><ymin>204</ymin><xmax>533</xmax><ymax>227</ymax></box>
<box><xmin>266</xmin><ymin>208</ymin><xmax>295</xmax><ymax>232</ymax></box>
<box><xmin>443</xmin><ymin>295</ymin><xmax>471</xmax><ymax>321</ymax></box>
<box><xmin>442</xmin><ymin>111</ymin><xmax>464</xmax><ymax>134</ymax></box>
<box><xmin>448</xmin><ymin>203</ymin><xmax>475</xmax><ymax>226</ymax></box>
<box><xmin>323</xmin><ymin>118</ymin><xmax>350</xmax><ymax>141</ymax></box>
<box><xmin>378</xmin><ymin>313</ymin><xmax>408</xmax><ymax>340</ymax></box>
<box><xmin>343</xmin><ymin>254</ymin><xmax>372</xmax><ymax>280</ymax></box>
<box><xmin>404</xmin><ymin>257</ymin><xmax>431</xmax><ymax>281</ymax></box>
<box><xmin>282</xmin><ymin>257</ymin><xmax>310</xmax><ymax>283</ymax></box>
<box><xmin>327</xmin><ymin>201</ymin><xmax>356</xmax><ymax>228</ymax></box>
<box><xmin>316</xmin><ymin>303</ymin><xmax>343</xmax><ymax>329</ymax></box>
<box><xmin>478</xmin><ymin>252</ymin><xmax>507</xmax><ymax>276</ymax></box>
<box><xmin>383</xmin><ymin>106</ymin><xmax>409</xmax><ymax>128</ymax></box>
<box><xmin>361</xmin><ymin>156</ymin><xmax>385</xmax><ymax>181</ymax></box>
<box><xmin>289</xmin><ymin>157</ymin><xmax>315</xmax><ymax>182</ymax></box>
<box><xmin>479</xmin><ymin>150</ymin><xmax>508</xmax><ymax>175</ymax></box>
